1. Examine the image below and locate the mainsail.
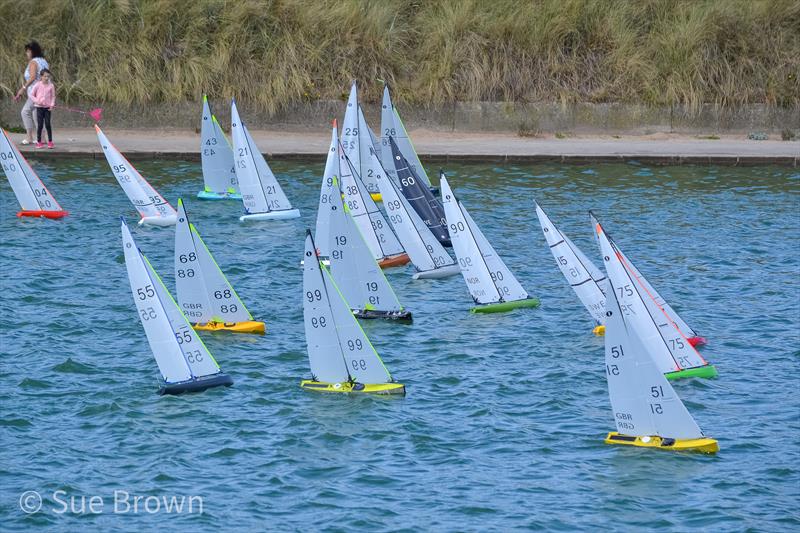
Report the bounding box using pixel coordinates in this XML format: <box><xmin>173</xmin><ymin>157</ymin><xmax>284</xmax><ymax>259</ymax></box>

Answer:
<box><xmin>230</xmin><ymin>100</ymin><xmax>298</xmax><ymax>220</ymax></box>
<box><xmin>122</xmin><ymin>219</ymin><xmax>224</xmax><ymax>385</ymax></box>
<box><xmin>0</xmin><ymin>128</ymin><xmax>66</xmax><ymax>216</ymax></box>
<box><xmin>389</xmin><ymin>138</ymin><xmax>450</xmax><ymax>246</ymax></box>
<box><xmin>595</xmin><ymin>217</ymin><xmax>711</xmax><ymax>376</ymax></box>
<box><xmin>441</xmin><ymin>175</ymin><xmax>529</xmax><ymax>305</ymax></box>
<box><xmin>380</xmin><ymin>84</ymin><xmax>432</xmax><ymax>187</ymax></box>
<box><xmin>97</xmin><ymin>126</ymin><xmax>176</xmax><ymax>225</ymax></box>
<box><xmin>604</xmin><ymin>277</ymin><xmax>704</xmax><ymax>440</ymax></box>
<box><xmin>200</xmin><ymin>96</ymin><xmax>238</xmax><ymax>197</ymax></box>
<box><xmin>174</xmin><ymin>199</ymin><xmax>253</xmax><ymax>325</ymax></box>
<box><xmin>302</xmin><ymin>232</ymin><xmax>394</xmax><ymax>384</ymax></box>
<box><xmin>535</xmin><ymin>202</ymin><xmax>606</xmax><ymax>324</ymax></box>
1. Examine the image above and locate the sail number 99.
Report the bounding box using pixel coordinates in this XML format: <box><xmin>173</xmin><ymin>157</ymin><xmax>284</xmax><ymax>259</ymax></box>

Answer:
<box><xmin>306</xmin><ymin>290</ymin><xmax>322</xmax><ymax>302</ymax></box>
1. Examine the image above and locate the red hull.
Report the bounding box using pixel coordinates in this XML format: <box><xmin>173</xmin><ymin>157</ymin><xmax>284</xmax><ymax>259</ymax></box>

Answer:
<box><xmin>378</xmin><ymin>253</ymin><xmax>410</xmax><ymax>269</ymax></box>
<box><xmin>688</xmin><ymin>336</ymin><xmax>707</xmax><ymax>347</ymax></box>
<box><xmin>17</xmin><ymin>210</ymin><xmax>69</xmax><ymax>219</ymax></box>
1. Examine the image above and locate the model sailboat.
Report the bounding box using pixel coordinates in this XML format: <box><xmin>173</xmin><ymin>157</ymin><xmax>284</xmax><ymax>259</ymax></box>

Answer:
<box><xmin>603</xmin><ymin>276</ymin><xmax>718</xmax><ymax>453</ymax></box>
<box><xmin>338</xmin><ymin>137</ymin><xmax>409</xmax><ymax>268</ymax></box>
<box><xmin>328</xmin><ymin>177</ymin><xmax>412</xmax><ymax>321</ymax></box>
<box><xmin>535</xmin><ymin>202</ymin><xmax>606</xmax><ymax>334</ymax></box>
<box><xmin>300</xmin><ymin>231</ymin><xmax>405</xmax><ymax>395</ymax></box>
<box><xmin>591</xmin><ymin>212</ymin><xmax>707</xmax><ymax>347</ymax></box>
<box><xmin>198</xmin><ymin>96</ymin><xmax>240</xmax><ymax>200</ymax></box>
<box><xmin>389</xmin><ymin>138</ymin><xmax>450</xmax><ymax>247</ymax></box>
<box><xmin>375</xmin><ymin>161</ymin><xmax>460</xmax><ymax>279</ymax></box>
<box><xmin>0</xmin><ymin>128</ymin><xmax>68</xmax><ymax>219</ymax></box>
<box><xmin>121</xmin><ymin>219</ymin><xmax>233</xmax><ymax>395</ymax></box>
<box><xmin>340</xmin><ymin>82</ymin><xmax>382</xmax><ymax>201</ymax></box>
<box><xmin>230</xmin><ymin>100</ymin><xmax>300</xmax><ymax>221</ymax></box>
<box><xmin>594</xmin><ymin>216</ymin><xmax>716</xmax><ymax>380</ymax></box>
<box><xmin>313</xmin><ymin>122</ymin><xmax>341</xmax><ymax>263</ymax></box>
<box><xmin>380</xmin><ymin>84</ymin><xmax>437</xmax><ymax>194</ymax></box>
<box><xmin>441</xmin><ymin>175</ymin><xmax>539</xmax><ymax>313</ymax></box>
<box><xmin>97</xmin><ymin>126</ymin><xmax>177</xmax><ymax>226</ymax></box>
<box><xmin>174</xmin><ymin>199</ymin><xmax>264</xmax><ymax>334</ymax></box>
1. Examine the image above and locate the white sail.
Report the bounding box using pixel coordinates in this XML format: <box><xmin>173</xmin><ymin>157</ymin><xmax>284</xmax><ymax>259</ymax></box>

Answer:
<box><xmin>595</xmin><ymin>219</ymin><xmax>707</xmax><ymax>373</ymax></box>
<box><xmin>338</xmin><ymin>143</ymin><xmax>405</xmax><ymax>259</ymax></box>
<box><xmin>604</xmin><ymin>277</ymin><xmax>704</xmax><ymax>439</ymax></box>
<box><xmin>328</xmin><ymin>180</ymin><xmax>403</xmax><ymax>312</ymax></box>
<box><xmin>122</xmin><ymin>220</ymin><xmax>221</xmax><ymax>383</ymax></box>
<box><xmin>535</xmin><ymin>203</ymin><xmax>606</xmax><ymax>323</ymax></box>
<box><xmin>462</xmin><ymin>205</ymin><xmax>529</xmax><ymax>301</ymax></box>
<box><xmin>230</xmin><ymin>101</ymin><xmax>294</xmax><ymax>214</ymax></box>
<box><xmin>175</xmin><ymin>200</ymin><xmax>214</xmax><ymax>323</ymax></box>
<box><xmin>590</xmin><ymin>212</ymin><xmax>697</xmax><ymax>338</ymax></box>
<box><xmin>97</xmin><ymin>126</ymin><xmax>176</xmax><ymax>224</ymax></box>
<box><xmin>380</xmin><ymin>85</ymin><xmax>431</xmax><ymax>186</ymax></box>
<box><xmin>355</xmin><ymin>105</ymin><xmax>382</xmax><ymax>194</ymax></box>
<box><xmin>175</xmin><ymin>200</ymin><xmax>252</xmax><ymax>324</ymax></box>
<box><xmin>0</xmin><ymin>128</ymin><xmax>64</xmax><ymax>212</ymax></box>
<box><xmin>375</xmin><ymin>163</ymin><xmax>456</xmax><ymax>274</ymax></box>
<box><xmin>303</xmin><ymin>232</ymin><xmax>392</xmax><ymax>384</ymax></box>
<box><xmin>200</xmin><ymin>96</ymin><xmax>238</xmax><ymax>195</ymax></box>
<box><xmin>441</xmin><ymin>176</ymin><xmax>501</xmax><ymax>304</ymax></box>
<box><xmin>315</xmin><ymin>124</ymin><xmax>340</xmax><ymax>258</ymax></box>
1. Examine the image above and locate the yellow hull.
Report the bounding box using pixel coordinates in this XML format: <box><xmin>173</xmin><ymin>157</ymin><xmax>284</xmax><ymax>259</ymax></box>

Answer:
<box><xmin>192</xmin><ymin>320</ymin><xmax>266</xmax><ymax>335</ymax></box>
<box><xmin>300</xmin><ymin>380</ymin><xmax>405</xmax><ymax>396</ymax></box>
<box><xmin>593</xmin><ymin>325</ymin><xmax>606</xmax><ymax>336</ymax></box>
<box><xmin>605</xmin><ymin>432</ymin><xmax>719</xmax><ymax>453</ymax></box>
<box><xmin>370</xmin><ymin>192</ymin><xmax>383</xmax><ymax>202</ymax></box>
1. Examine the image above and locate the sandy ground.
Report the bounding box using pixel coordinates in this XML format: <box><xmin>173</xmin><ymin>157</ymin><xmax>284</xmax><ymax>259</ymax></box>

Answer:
<box><xmin>9</xmin><ymin>128</ymin><xmax>799</xmax><ymax>163</ymax></box>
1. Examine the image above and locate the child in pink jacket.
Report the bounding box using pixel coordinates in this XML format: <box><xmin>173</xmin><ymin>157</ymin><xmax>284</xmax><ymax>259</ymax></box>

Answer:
<box><xmin>30</xmin><ymin>69</ymin><xmax>55</xmax><ymax>148</ymax></box>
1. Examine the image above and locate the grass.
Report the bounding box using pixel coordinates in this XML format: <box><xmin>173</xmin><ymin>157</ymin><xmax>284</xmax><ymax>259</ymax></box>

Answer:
<box><xmin>1</xmin><ymin>0</ymin><xmax>797</xmax><ymax>113</ymax></box>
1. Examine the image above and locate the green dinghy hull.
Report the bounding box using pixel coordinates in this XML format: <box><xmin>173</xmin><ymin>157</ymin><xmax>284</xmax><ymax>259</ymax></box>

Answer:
<box><xmin>664</xmin><ymin>365</ymin><xmax>718</xmax><ymax>381</ymax></box>
<box><xmin>471</xmin><ymin>298</ymin><xmax>541</xmax><ymax>314</ymax></box>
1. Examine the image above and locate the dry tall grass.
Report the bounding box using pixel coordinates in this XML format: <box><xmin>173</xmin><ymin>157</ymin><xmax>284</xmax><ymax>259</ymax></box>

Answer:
<box><xmin>1</xmin><ymin>0</ymin><xmax>797</xmax><ymax>113</ymax></box>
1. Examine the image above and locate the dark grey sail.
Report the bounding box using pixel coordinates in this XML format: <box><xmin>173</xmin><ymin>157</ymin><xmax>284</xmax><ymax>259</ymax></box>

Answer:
<box><xmin>388</xmin><ymin>136</ymin><xmax>451</xmax><ymax>247</ymax></box>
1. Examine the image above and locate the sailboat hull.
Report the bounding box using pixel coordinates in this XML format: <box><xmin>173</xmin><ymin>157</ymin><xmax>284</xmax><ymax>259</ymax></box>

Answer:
<box><xmin>370</xmin><ymin>192</ymin><xmax>383</xmax><ymax>202</ymax></box>
<box><xmin>196</xmin><ymin>190</ymin><xmax>242</xmax><ymax>201</ymax></box>
<box><xmin>300</xmin><ymin>380</ymin><xmax>406</xmax><ymax>396</ymax></box>
<box><xmin>471</xmin><ymin>297</ymin><xmax>541</xmax><ymax>314</ymax></box>
<box><xmin>17</xmin><ymin>210</ymin><xmax>69</xmax><ymax>219</ymax></box>
<box><xmin>605</xmin><ymin>432</ymin><xmax>719</xmax><ymax>453</ymax></box>
<box><xmin>353</xmin><ymin>309</ymin><xmax>413</xmax><ymax>323</ymax></box>
<box><xmin>240</xmin><ymin>209</ymin><xmax>301</xmax><ymax>222</ymax></box>
<box><xmin>412</xmin><ymin>264</ymin><xmax>461</xmax><ymax>279</ymax></box>
<box><xmin>192</xmin><ymin>320</ymin><xmax>266</xmax><ymax>335</ymax></box>
<box><xmin>378</xmin><ymin>253</ymin><xmax>410</xmax><ymax>268</ymax></box>
<box><xmin>688</xmin><ymin>336</ymin><xmax>707</xmax><ymax>347</ymax></box>
<box><xmin>138</xmin><ymin>215</ymin><xmax>178</xmax><ymax>227</ymax></box>
<box><xmin>664</xmin><ymin>365</ymin><xmax>718</xmax><ymax>380</ymax></box>
<box><xmin>593</xmin><ymin>325</ymin><xmax>606</xmax><ymax>336</ymax></box>
<box><xmin>159</xmin><ymin>373</ymin><xmax>234</xmax><ymax>395</ymax></box>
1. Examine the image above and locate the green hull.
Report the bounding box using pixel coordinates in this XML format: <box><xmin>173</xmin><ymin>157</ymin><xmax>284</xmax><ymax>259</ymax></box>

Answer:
<box><xmin>471</xmin><ymin>298</ymin><xmax>540</xmax><ymax>314</ymax></box>
<box><xmin>665</xmin><ymin>365</ymin><xmax>718</xmax><ymax>381</ymax></box>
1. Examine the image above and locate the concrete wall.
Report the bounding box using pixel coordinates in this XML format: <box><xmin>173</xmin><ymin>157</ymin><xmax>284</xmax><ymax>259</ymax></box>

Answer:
<box><xmin>2</xmin><ymin>98</ymin><xmax>798</xmax><ymax>134</ymax></box>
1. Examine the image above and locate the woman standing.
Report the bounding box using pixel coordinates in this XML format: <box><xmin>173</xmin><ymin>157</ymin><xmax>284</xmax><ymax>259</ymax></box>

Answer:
<box><xmin>14</xmin><ymin>41</ymin><xmax>49</xmax><ymax>145</ymax></box>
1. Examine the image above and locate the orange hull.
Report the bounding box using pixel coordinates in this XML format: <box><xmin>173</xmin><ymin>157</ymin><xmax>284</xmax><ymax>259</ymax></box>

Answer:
<box><xmin>378</xmin><ymin>253</ymin><xmax>410</xmax><ymax>269</ymax></box>
<box><xmin>17</xmin><ymin>210</ymin><xmax>68</xmax><ymax>219</ymax></box>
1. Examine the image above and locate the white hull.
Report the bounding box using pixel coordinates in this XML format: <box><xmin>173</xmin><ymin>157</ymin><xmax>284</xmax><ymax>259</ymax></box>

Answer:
<box><xmin>412</xmin><ymin>264</ymin><xmax>461</xmax><ymax>280</ymax></box>
<box><xmin>138</xmin><ymin>215</ymin><xmax>178</xmax><ymax>227</ymax></box>
<box><xmin>239</xmin><ymin>209</ymin><xmax>300</xmax><ymax>222</ymax></box>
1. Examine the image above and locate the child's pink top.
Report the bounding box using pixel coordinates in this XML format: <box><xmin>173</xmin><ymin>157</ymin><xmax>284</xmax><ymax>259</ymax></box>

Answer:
<box><xmin>30</xmin><ymin>82</ymin><xmax>56</xmax><ymax>108</ymax></box>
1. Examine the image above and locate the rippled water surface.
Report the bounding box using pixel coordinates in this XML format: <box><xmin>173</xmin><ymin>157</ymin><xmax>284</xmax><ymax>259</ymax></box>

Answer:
<box><xmin>1</xmin><ymin>158</ymin><xmax>798</xmax><ymax>530</ymax></box>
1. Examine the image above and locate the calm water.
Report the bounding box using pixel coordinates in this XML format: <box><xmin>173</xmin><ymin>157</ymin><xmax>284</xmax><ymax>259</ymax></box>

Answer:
<box><xmin>1</xmin><ymin>159</ymin><xmax>798</xmax><ymax>531</ymax></box>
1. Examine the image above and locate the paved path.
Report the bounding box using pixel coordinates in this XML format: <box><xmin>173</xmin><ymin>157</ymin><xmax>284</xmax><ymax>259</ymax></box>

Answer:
<box><xmin>11</xmin><ymin>128</ymin><xmax>798</xmax><ymax>165</ymax></box>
